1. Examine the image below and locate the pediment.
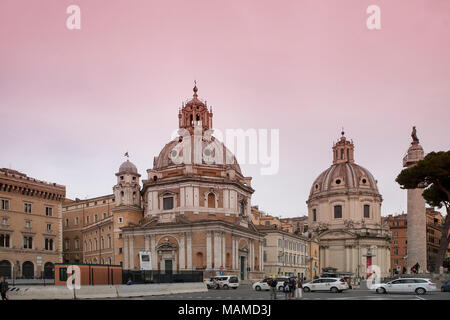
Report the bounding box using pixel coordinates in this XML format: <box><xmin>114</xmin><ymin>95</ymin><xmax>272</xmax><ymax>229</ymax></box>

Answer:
<box><xmin>319</xmin><ymin>229</ymin><xmax>356</xmax><ymax>240</ymax></box>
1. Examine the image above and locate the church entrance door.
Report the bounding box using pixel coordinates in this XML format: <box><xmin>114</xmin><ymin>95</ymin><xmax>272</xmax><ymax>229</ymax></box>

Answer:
<box><xmin>165</xmin><ymin>259</ymin><xmax>173</xmax><ymax>274</ymax></box>
<box><xmin>240</xmin><ymin>256</ymin><xmax>245</xmax><ymax>280</ymax></box>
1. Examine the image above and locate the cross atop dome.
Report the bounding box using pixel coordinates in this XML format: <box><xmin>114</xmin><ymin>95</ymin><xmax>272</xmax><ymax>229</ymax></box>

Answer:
<box><xmin>178</xmin><ymin>82</ymin><xmax>213</xmax><ymax>134</ymax></box>
<box><xmin>332</xmin><ymin>130</ymin><xmax>355</xmax><ymax>164</ymax></box>
<box><xmin>193</xmin><ymin>80</ymin><xmax>198</xmax><ymax>98</ymax></box>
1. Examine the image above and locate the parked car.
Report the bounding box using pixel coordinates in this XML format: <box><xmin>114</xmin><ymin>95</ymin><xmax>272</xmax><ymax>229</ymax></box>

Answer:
<box><xmin>441</xmin><ymin>282</ymin><xmax>450</xmax><ymax>292</ymax></box>
<box><xmin>204</xmin><ymin>277</ymin><xmax>219</xmax><ymax>289</ymax></box>
<box><xmin>303</xmin><ymin>278</ymin><xmax>349</xmax><ymax>293</ymax></box>
<box><xmin>252</xmin><ymin>277</ymin><xmax>287</xmax><ymax>291</ymax></box>
<box><xmin>214</xmin><ymin>275</ymin><xmax>239</xmax><ymax>289</ymax></box>
<box><xmin>372</xmin><ymin>278</ymin><xmax>437</xmax><ymax>295</ymax></box>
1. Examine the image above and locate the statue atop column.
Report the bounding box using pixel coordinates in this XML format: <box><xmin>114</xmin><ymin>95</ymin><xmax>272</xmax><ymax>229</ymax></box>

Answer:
<box><xmin>411</xmin><ymin>126</ymin><xmax>419</xmax><ymax>143</ymax></box>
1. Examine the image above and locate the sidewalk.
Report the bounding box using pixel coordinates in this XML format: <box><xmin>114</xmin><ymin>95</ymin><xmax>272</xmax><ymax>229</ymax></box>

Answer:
<box><xmin>7</xmin><ymin>282</ymin><xmax>208</xmax><ymax>300</ymax></box>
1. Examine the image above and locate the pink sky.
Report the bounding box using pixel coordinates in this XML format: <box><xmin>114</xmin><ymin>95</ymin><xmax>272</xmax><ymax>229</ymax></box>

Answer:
<box><xmin>1</xmin><ymin>0</ymin><xmax>449</xmax><ymax>217</ymax></box>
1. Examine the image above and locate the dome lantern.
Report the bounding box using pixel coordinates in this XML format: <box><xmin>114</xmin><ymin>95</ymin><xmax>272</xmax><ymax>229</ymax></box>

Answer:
<box><xmin>332</xmin><ymin>130</ymin><xmax>355</xmax><ymax>164</ymax></box>
<box><xmin>178</xmin><ymin>82</ymin><xmax>213</xmax><ymax>134</ymax></box>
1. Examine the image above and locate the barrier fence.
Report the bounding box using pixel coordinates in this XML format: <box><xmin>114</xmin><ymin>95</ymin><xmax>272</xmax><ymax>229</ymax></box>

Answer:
<box><xmin>122</xmin><ymin>270</ymin><xmax>204</xmax><ymax>284</ymax></box>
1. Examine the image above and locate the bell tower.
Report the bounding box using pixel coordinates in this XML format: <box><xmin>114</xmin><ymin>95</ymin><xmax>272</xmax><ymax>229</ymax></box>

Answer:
<box><xmin>113</xmin><ymin>159</ymin><xmax>141</xmax><ymax>208</ymax></box>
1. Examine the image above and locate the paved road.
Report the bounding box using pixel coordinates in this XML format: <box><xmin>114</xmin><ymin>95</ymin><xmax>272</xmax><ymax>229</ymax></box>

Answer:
<box><xmin>119</xmin><ymin>285</ymin><xmax>450</xmax><ymax>300</ymax></box>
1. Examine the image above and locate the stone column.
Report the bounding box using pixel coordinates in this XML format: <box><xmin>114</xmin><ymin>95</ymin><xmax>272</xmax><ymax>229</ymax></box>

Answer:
<box><xmin>231</xmin><ymin>236</ymin><xmax>236</xmax><ymax>270</ymax></box>
<box><xmin>407</xmin><ymin>188</ymin><xmax>427</xmax><ymax>272</ymax></box>
<box><xmin>150</xmin><ymin>235</ymin><xmax>157</xmax><ymax>270</ymax></box>
<box><xmin>144</xmin><ymin>235</ymin><xmax>149</xmax><ymax>251</ymax></box>
<box><xmin>404</xmin><ymin>140</ymin><xmax>427</xmax><ymax>273</ymax></box>
<box><xmin>259</xmin><ymin>241</ymin><xmax>263</xmax><ymax>271</ymax></box>
<box><xmin>124</xmin><ymin>236</ymin><xmax>129</xmax><ymax>269</ymax></box>
<box><xmin>345</xmin><ymin>246</ymin><xmax>350</xmax><ymax>271</ymax></box>
<box><xmin>206</xmin><ymin>231</ymin><xmax>212</xmax><ymax>269</ymax></box>
<box><xmin>249</xmin><ymin>239</ymin><xmax>254</xmax><ymax>270</ymax></box>
<box><xmin>222</xmin><ymin>232</ymin><xmax>226</xmax><ymax>269</ymax></box>
<box><xmin>129</xmin><ymin>236</ymin><xmax>134</xmax><ymax>269</ymax></box>
<box><xmin>187</xmin><ymin>233</ymin><xmax>192</xmax><ymax>269</ymax></box>
<box><xmin>214</xmin><ymin>232</ymin><xmax>221</xmax><ymax>269</ymax></box>
<box><xmin>180</xmin><ymin>233</ymin><xmax>186</xmax><ymax>270</ymax></box>
<box><xmin>235</xmin><ymin>237</ymin><xmax>239</xmax><ymax>270</ymax></box>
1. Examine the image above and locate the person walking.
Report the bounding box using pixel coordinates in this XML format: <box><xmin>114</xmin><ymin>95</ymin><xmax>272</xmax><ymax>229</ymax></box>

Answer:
<box><xmin>288</xmin><ymin>277</ymin><xmax>296</xmax><ymax>300</ymax></box>
<box><xmin>0</xmin><ymin>277</ymin><xmax>8</xmax><ymax>300</ymax></box>
<box><xmin>283</xmin><ymin>278</ymin><xmax>291</xmax><ymax>300</ymax></box>
<box><xmin>269</xmin><ymin>277</ymin><xmax>278</xmax><ymax>300</ymax></box>
<box><xmin>294</xmin><ymin>277</ymin><xmax>303</xmax><ymax>299</ymax></box>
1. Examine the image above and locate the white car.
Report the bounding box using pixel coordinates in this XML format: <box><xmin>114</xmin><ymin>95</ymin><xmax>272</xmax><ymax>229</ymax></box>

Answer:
<box><xmin>371</xmin><ymin>278</ymin><xmax>437</xmax><ymax>295</ymax></box>
<box><xmin>215</xmin><ymin>275</ymin><xmax>240</xmax><ymax>289</ymax></box>
<box><xmin>252</xmin><ymin>277</ymin><xmax>287</xmax><ymax>291</ymax></box>
<box><xmin>303</xmin><ymin>278</ymin><xmax>349</xmax><ymax>293</ymax></box>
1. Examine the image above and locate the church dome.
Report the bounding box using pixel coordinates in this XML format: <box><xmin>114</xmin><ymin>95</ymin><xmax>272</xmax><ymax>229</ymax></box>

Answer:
<box><xmin>309</xmin><ymin>132</ymin><xmax>379</xmax><ymax>198</ymax></box>
<box><xmin>118</xmin><ymin>160</ymin><xmax>138</xmax><ymax>174</ymax></box>
<box><xmin>309</xmin><ymin>162</ymin><xmax>378</xmax><ymax>197</ymax></box>
<box><xmin>153</xmin><ymin>84</ymin><xmax>242</xmax><ymax>174</ymax></box>
<box><xmin>153</xmin><ymin>136</ymin><xmax>242</xmax><ymax>174</ymax></box>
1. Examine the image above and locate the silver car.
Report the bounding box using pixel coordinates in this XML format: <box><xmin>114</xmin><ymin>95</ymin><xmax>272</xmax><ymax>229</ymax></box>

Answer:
<box><xmin>372</xmin><ymin>278</ymin><xmax>437</xmax><ymax>295</ymax></box>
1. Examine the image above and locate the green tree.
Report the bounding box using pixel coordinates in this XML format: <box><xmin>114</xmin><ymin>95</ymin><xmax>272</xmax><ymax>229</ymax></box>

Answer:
<box><xmin>396</xmin><ymin>151</ymin><xmax>450</xmax><ymax>272</ymax></box>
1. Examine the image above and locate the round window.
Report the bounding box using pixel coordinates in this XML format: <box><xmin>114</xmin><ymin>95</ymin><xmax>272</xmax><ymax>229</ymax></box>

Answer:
<box><xmin>315</xmin><ymin>184</ymin><xmax>319</xmax><ymax>189</ymax></box>
<box><xmin>335</xmin><ymin>179</ymin><xmax>341</xmax><ymax>185</ymax></box>
<box><xmin>362</xmin><ymin>178</ymin><xmax>367</xmax><ymax>184</ymax></box>
<box><xmin>204</xmin><ymin>149</ymin><xmax>211</xmax><ymax>156</ymax></box>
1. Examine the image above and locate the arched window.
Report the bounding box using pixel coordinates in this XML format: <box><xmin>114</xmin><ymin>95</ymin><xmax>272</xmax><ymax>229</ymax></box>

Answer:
<box><xmin>22</xmin><ymin>261</ymin><xmax>34</xmax><ymax>279</ymax></box>
<box><xmin>364</xmin><ymin>205</ymin><xmax>370</xmax><ymax>218</ymax></box>
<box><xmin>0</xmin><ymin>260</ymin><xmax>12</xmax><ymax>279</ymax></box>
<box><xmin>207</xmin><ymin>193</ymin><xmax>215</xmax><ymax>208</ymax></box>
<box><xmin>334</xmin><ymin>205</ymin><xmax>343</xmax><ymax>219</ymax></box>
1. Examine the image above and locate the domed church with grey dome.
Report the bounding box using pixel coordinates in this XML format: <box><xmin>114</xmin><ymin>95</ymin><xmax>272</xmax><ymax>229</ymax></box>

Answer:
<box><xmin>307</xmin><ymin>132</ymin><xmax>391</xmax><ymax>278</ymax></box>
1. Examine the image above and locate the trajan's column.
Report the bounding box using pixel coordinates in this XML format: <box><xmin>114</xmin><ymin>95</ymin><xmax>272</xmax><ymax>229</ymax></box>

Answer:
<box><xmin>402</xmin><ymin>126</ymin><xmax>427</xmax><ymax>273</ymax></box>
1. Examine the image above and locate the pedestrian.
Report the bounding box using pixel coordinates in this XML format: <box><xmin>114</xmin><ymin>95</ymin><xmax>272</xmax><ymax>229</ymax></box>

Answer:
<box><xmin>283</xmin><ymin>278</ymin><xmax>291</xmax><ymax>300</ymax></box>
<box><xmin>0</xmin><ymin>277</ymin><xmax>8</xmax><ymax>300</ymax></box>
<box><xmin>126</xmin><ymin>277</ymin><xmax>133</xmax><ymax>285</ymax></box>
<box><xmin>288</xmin><ymin>277</ymin><xmax>296</xmax><ymax>300</ymax></box>
<box><xmin>269</xmin><ymin>277</ymin><xmax>278</xmax><ymax>300</ymax></box>
<box><xmin>294</xmin><ymin>277</ymin><xmax>303</xmax><ymax>299</ymax></box>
